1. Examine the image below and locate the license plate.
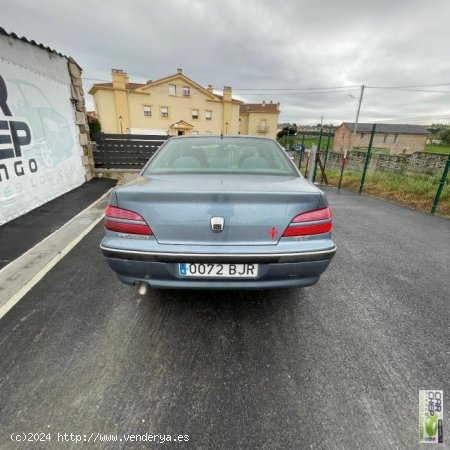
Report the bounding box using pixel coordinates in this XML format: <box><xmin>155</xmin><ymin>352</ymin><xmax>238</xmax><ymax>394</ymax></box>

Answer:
<box><xmin>178</xmin><ymin>263</ymin><xmax>258</xmax><ymax>278</ymax></box>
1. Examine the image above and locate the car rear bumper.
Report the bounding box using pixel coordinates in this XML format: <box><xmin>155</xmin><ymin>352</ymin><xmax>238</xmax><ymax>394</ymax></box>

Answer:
<box><xmin>100</xmin><ymin>243</ymin><xmax>337</xmax><ymax>290</ymax></box>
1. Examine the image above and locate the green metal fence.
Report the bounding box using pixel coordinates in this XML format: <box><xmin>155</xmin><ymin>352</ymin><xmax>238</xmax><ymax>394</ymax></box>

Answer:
<box><xmin>289</xmin><ymin>122</ymin><xmax>450</xmax><ymax>217</ymax></box>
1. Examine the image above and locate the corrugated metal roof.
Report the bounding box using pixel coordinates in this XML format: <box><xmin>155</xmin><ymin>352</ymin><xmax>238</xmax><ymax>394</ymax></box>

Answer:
<box><xmin>342</xmin><ymin>122</ymin><xmax>430</xmax><ymax>135</ymax></box>
<box><xmin>0</xmin><ymin>27</ymin><xmax>80</xmax><ymax>68</ymax></box>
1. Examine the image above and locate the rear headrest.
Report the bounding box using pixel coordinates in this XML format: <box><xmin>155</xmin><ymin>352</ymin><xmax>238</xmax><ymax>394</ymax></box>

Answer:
<box><xmin>241</xmin><ymin>156</ymin><xmax>270</xmax><ymax>169</ymax></box>
<box><xmin>173</xmin><ymin>156</ymin><xmax>203</xmax><ymax>169</ymax></box>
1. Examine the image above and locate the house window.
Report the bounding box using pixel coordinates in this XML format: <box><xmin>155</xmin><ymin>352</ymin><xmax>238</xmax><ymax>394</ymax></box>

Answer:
<box><xmin>182</xmin><ymin>86</ymin><xmax>190</xmax><ymax>96</ymax></box>
<box><xmin>169</xmin><ymin>84</ymin><xmax>176</xmax><ymax>95</ymax></box>
<box><xmin>360</xmin><ymin>133</ymin><xmax>365</xmax><ymax>140</ymax></box>
<box><xmin>205</xmin><ymin>110</ymin><xmax>212</xmax><ymax>121</ymax></box>
<box><xmin>383</xmin><ymin>134</ymin><xmax>388</xmax><ymax>143</ymax></box>
<box><xmin>160</xmin><ymin>106</ymin><xmax>169</xmax><ymax>118</ymax></box>
<box><xmin>143</xmin><ymin>105</ymin><xmax>152</xmax><ymax>117</ymax></box>
<box><xmin>258</xmin><ymin>119</ymin><xmax>268</xmax><ymax>132</ymax></box>
<box><xmin>192</xmin><ymin>109</ymin><xmax>199</xmax><ymax>120</ymax></box>
<box><xmin>394</xmin><ymin>133</ymin><xmax>399</xmax><ymax>143</ymax></box>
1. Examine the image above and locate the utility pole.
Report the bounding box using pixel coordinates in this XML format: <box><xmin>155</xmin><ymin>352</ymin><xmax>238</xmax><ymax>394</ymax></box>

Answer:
<box><xmin>347</xmin><ymin>85</ymin><xmax>365</xmax><ymax>154</ymax></box>
<box><xmin>338</xmin><ymin>84</ymin><xmax>365</xmax><ymax>190</ymax></box>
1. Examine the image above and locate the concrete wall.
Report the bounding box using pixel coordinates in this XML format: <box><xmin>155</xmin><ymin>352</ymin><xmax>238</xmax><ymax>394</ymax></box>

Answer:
<box><xmin>0</xmin><ymin>32</ymin><xmax>93</xmax><ymax>225</ymax></box>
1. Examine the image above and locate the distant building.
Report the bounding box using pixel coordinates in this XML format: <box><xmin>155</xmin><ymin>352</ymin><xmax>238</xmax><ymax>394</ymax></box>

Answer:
<box><xmin>333</xmin><ymin>122</ymin><xmax>431</xmax><ymax>154</ymax></box>
<box><xmin>89</xmin><ymin>69</ymin><xmax>280</xmax><ymax>138</ymax></box>
<box><xmin>297</xmin><ymin>125</ymin><xmax>335</xmax><ymax>133</ymax></box>
<box><xmin>239</xmin><ymin>102</ymin><xmax>280</xmax><ymax>139</ymax></box>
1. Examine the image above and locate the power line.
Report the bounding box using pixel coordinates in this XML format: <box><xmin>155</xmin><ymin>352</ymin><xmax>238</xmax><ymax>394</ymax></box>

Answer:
<box><xmin>82</xmin><ymin>77</ymin><xmax>450</xmax><ymax>93</ymax></box>
<box><xmin>82</xmin><ymin>77</ymin><xmax>450</xmax><ymax>88</ymax></box>
<box><xmin>82</xmin><ymin>77</ymin><xmax>111</xmax><ymax>82</ymax></box>
<box><xmin>372</xmin><ymin>88</ymin><xmax>450</xmax><ymax>94</ymax></box>
<box><xmin>367</xmin><ymin>83</ymin><xmax>450</xmax><ymax>89</ymax></box>
<box><xmin>233</xmin><ymin>85</ymin><xmax>361</xmax><ymax>91</ymax></box>
<box><xmin>238</xmin><ymin>89</ymin><xmax>361</xmax><ymax>96</ymax></box>
<box><xmin>232</xmin><ymin>83</ymin><xmax>450</xmax><ymax>92</ymax></box>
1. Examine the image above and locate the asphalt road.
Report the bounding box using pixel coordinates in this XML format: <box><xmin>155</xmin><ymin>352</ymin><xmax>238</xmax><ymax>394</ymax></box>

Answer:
<box><xmin>0</xmin><ymin>187</ymin><xmax>449</xmax><ymax>449</ymax></box>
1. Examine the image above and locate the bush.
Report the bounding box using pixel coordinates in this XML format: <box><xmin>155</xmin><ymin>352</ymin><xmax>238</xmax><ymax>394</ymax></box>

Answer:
<box><xmin>88</xmin><ymin>119</ymin><xmax>101</xmax><ymax>138</ymax></box>
<box><xmin>438</xmin><ymin>128</ymin><xmax>450</xmax><ymax>145</ymax></box>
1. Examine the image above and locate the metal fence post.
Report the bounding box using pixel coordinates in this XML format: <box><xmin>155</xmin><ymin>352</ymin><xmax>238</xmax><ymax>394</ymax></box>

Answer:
<box><xmin>431</xmin><ymin>153</ymin><xmax>450</xmax><ymax>214</ymax></box>
<box><xmin>301</xmin><ymin>133</ymin><xmax>305</xmax><ymax>147</ymax></box>
<box><xmin>359</xmin><ymin>124</ymin><xmax>376</xmax><ymax>193</ymax></box>
<box><xmin>312</xmin><ymin>155</ymin><xmax>318</xmax><ymax>182</ymax></box>
<box><xmin>298</xmin><ymin>149</ymin><xmax>303</xmax><ymax>171</ymax></box>
<box><xmin>337</xmin><ymin>152</ymin><xmax>346</xmax><ymax>190</ymax></box>
<box><xmin>312</xmin><ymin>129</ymin><xmax>323</xmax><ymax>182</ymax></box>
<box><xmin>321</xmin><ymin>130</ymin><xmax>332</xmax><ymax>183</ymax></box>
<box><xmin>317</xmin><ymin>128</ymin><xmax>323</xmax><ymax>151</ymax></box>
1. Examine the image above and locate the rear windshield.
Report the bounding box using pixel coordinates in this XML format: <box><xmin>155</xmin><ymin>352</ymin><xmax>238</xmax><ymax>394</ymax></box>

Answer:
<box><xmin>143</xmin><ymin>137</ymin><xmax>297</xmax><ymax>176</ymax></box>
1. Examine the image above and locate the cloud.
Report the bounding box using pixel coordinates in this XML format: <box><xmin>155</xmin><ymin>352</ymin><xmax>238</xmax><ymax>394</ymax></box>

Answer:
<box><xmin>3</xmin><ymin>0</ymin><xmax>450</xmax><ymax>124</ymax></box>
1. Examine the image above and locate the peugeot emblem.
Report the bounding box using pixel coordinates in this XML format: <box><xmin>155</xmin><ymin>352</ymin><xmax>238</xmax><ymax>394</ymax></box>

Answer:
<box><xmin>210</xmin><ymin>216</ymin><xmax>225</xmax><ymax>232</ymax></box>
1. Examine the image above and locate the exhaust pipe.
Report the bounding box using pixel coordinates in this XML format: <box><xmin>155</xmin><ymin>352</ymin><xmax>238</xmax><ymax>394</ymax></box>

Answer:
<box><xmin>138</xmin><ymin>282</ymin><xmax>148</xmax><ymax>296</ymax></box>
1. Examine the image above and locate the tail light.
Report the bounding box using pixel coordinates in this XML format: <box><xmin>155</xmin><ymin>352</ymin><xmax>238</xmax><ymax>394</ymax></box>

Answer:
<box><xmin>104</xmin><ymin>205</ymin><xmax>153</xmax><ymax>236</ymax></box>
<box><xmin>282</xmin><ymin>207</ymin><xmax>332</xmax><ymax>237</ymax></box>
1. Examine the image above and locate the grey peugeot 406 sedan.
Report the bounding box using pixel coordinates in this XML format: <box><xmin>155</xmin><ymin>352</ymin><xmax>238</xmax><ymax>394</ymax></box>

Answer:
<box><xmin>100</xmin><ymin>135</ymin><xmax>336</xmax><ymax>293</ymax></box>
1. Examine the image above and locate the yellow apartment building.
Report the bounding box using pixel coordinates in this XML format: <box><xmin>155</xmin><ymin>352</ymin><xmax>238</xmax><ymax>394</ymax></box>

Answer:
<box><xmin>239</xmin><ymin>102</ymin><xmax>280</xmax><ymax>138</ymax></box>
<box><xmin>89</xmin><ymin>69</ymin><xmax>280</xmax><ymax>139</ymax></box>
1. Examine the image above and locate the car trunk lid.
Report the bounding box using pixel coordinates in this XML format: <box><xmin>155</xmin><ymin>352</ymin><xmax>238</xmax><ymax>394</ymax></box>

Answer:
<box><xmin>115</xmin><ymin>174</ymin><xmax>323</xmax><ymax>245</ymax></box>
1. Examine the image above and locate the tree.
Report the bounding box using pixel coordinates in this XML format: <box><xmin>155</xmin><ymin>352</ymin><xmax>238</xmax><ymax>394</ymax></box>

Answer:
<box><xmin>277</xmin><ymin>123</ymin><xmax>298</xmax><ymax>139</ymax></box>
<box><xmin>88</xmin><ymin>118</ymin><xmax>102</xmax><ymax>138</ymax></box>
<box><xmin>438</xmin><ymin>128</ymin><xmax>450</xmax><ymax>144</ymax></box>
<box><xmin>277</xmin><ymin>125</ymin><xmax>291</xmax><ymax>139</ymax></box>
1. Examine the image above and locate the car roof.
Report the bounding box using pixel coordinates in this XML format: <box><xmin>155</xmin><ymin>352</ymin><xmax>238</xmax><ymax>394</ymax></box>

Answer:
<box><xmin>167</xmin><ymin>135</ymin><xmax>276</xmax><ymax>141</ymax></box>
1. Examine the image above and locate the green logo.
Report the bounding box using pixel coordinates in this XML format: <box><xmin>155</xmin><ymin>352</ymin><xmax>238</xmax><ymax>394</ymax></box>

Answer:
<box><xmin>419</xmin><ymin>390</ymin><xmax>443</xmax><ymax>443</ymax></box>
<box><xmin>425</xmin><ymin>415</ymin><xmax>438</xmax><ymax>436</ymax></box>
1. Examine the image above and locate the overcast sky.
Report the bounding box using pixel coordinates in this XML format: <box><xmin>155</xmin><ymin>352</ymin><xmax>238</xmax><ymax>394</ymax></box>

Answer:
<box><xmin>3</xmin><ymin>0</ymin><xmax>450</xmax><ymax>125</ymax></box>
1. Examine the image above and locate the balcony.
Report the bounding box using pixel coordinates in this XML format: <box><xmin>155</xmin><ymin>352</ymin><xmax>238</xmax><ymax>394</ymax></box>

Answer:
<box><xmin>257</xmin><ymin>125</ymin><xmax>270</xmax><ymax>133</ymax></box>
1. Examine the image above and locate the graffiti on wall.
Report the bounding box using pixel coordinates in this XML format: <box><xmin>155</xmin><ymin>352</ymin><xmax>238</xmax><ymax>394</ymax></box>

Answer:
<box><xmin>0</xmin><ymin>64</ymin><xmax>85</xmax><ymax>225</ymax></box>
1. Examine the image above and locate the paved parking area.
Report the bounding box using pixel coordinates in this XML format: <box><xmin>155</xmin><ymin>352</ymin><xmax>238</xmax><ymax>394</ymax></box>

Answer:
<box><xmin>0</xmin><ymin>178</ymin><xmax>116</xmax><ymax>270</ymax></box>
<box><xmin>0</xmin><ymin>187</ymin><xmax>448</xmax><ymax>449</ymax></box>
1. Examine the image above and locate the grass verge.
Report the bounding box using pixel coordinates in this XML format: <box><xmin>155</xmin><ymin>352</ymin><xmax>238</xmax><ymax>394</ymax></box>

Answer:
<box><xmin>424</xmin><ymin>144</ymin><xmax>450</xmax><ymax>154</ymax></box>
<box><xmin>323</xmin><ymin>169</ymin><xmax>450</xmax><ymax>217</ymax></box>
